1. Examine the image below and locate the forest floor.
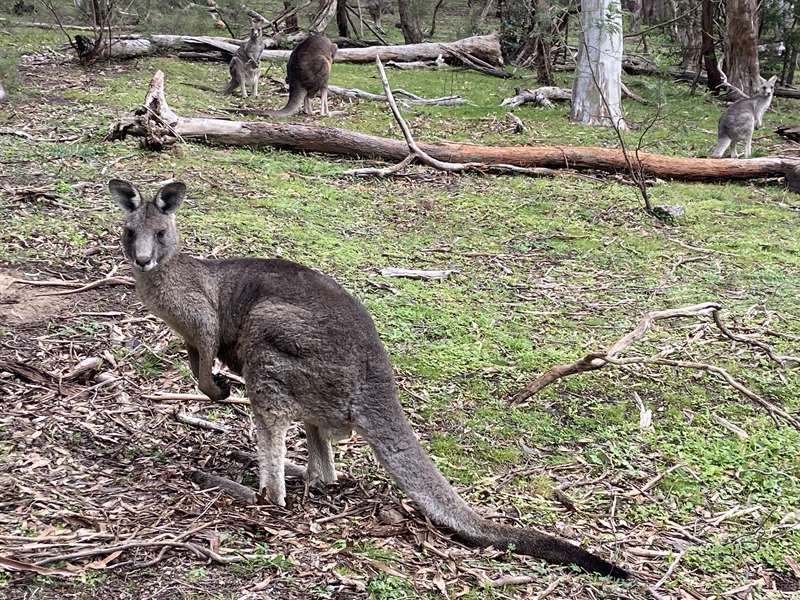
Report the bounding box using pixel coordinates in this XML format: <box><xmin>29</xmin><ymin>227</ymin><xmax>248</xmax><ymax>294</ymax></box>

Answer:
<box><xmin>1</xmin><ymin>13</ymin><xmax>800</xmax><ymax>600</ymax></box>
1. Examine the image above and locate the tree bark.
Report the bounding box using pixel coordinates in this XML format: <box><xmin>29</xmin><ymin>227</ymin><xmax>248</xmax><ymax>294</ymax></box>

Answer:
<box><xmin>516</xmin><ymin>0</ymin><xmax>555</xmax><ymax>85</ymax></box>
<box><xmin>570</xmin><ymin>0</ymin><xmax>627</xmax><ymax>129</ymax></box>
<box><xmin>336</xmin><ymin>0</ymin><xmax>349</xmax><ymax>37</ymax></box>
<box><xmin>398</xmin><ymin>0</ymin><xmax>424</xmax><ymax>43</ymax></box>
<box><xmin>701</xmin><ymin>0</ymin><xmax>723</xmax><ymax>92</ymax></box>
<box><xmin>283</xmin><ymin>0</ymin><xmax>299</xmax><ymax>33</ymax></box>
<box><xmin>678</xmin><ymin>0</ymin><xmax>702</xmax><ymax>70</ymax></box>
<box><xmin>107</xmin><ymin>71</ymin><xmax>800</xmax><ymax>190</ymax></box>
<box><xmin>725</xmin><ymin>0</ymin><xmax>761</xmax><ymax>95</ymax></box>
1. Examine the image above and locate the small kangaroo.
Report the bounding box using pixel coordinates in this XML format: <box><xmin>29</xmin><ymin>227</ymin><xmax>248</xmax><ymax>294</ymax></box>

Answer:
<box><xmin>110</xmin><ymin>179</ymin><xmax>629</xmax><ymax>580</ymax></box>
<box><xmin>224</xmin><ymin>23</ymin><xmax>266</xmax><ymax>98</ymax></box>
<box><xmin>710</xmin><ymin>75</ymin><xmax>778</xmax><ymax>158</ymax></box>
<box><xmin>363</xmin><ymin>0</ymin><xmax>395</xmax><ymax>33</ymax></box>
<box><xmin>262</xmin><ymin>34</ymin><xmax>337</xmax><ymax>117</ymax></box>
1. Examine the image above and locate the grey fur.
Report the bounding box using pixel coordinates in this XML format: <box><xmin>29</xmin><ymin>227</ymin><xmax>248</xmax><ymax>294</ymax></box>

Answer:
<box><xmin>110</xmin><ymin>179</ymin><xmax>629</xmax><ymax>579</ymax></box>
<box><xmin>224</xmin><ymin>25</ymin><xmax>266</xmax><ymax>98</ymax></box>
<box><xmin>711</xmin><ymin>75</ymin><xmax>778</xmax><ymax>158</ymax></box>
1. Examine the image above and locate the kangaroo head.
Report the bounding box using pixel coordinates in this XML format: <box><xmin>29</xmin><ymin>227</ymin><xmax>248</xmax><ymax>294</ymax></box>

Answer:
<box><xmin>109</xmin><ymin>179</ymin><xmax>185</xmax><ymax>272</ymax></box>
<box><xmin>249</xmin><ymin>23</ymin><xmax>263</xmax><ymax>43</ymax></box>
<box><xmin>757</xmin><ymin>75</ymin><xmax>778</xmax><ymax>97</ymax></box>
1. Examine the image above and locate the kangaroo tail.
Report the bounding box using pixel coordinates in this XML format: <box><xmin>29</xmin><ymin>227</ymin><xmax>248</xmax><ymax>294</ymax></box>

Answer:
<box><xmin>261</xmin><ymin>86</ymin><xmax>306</xmax><ymax>117</ymax></box>
<box><xmin>710</xmin><ymin>136</ymin><xmax>731</xmax><ymax>158</ymax></box>
<box><xmin>356</xmin><ymin>400</ymin><xmax>629</xmax><ymax>579</ymax></box>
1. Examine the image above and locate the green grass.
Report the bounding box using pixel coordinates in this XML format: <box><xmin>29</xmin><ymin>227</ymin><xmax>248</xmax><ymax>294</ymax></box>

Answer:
<box><xmin>1</xmin><ymin>16</ymin><xmax>799</xmax><ymax>599</ymax></box>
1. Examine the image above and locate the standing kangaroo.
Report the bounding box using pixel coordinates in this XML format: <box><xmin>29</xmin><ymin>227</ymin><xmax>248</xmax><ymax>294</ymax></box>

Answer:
<box><xmin>110</xmin><ymin>179</ymin><xmax>628</xmax><ymax>580</ymax></box>
<box><xmin>710</xmin><ymin>75</ymin><xmax>778</xmax><ymax>158</ymax></box>
<box><xmin>263</xmin><ymin>34</ymin><xmax>337</xmax><ymax>117</ymax></box>
<box><xmin>224</xmin><ymin>23</ymin><xmax>266</xmax><ymax>98</ymax></box>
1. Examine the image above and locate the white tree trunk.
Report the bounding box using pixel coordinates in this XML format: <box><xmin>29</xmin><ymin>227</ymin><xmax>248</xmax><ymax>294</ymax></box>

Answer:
<box><xmin>570</xmin><ymin>0</ymin><xmax>627</xmax><ymax>129</ymax></box>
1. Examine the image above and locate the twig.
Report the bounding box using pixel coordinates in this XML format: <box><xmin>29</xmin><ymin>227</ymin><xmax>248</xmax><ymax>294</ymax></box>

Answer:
<box><xmin>512</xmin><ymin>302</ymin><xmax>800</xmax><ymax>430</ymax></box>
<box><xmin>343</xmin><ymin>58</ymin><xmax>559</xmax><ymax>180</ymax></box>
<box><xmin>189</xmin><ymin>470</ymin><xmax>257</xmax><ymax>504</ymax></box>
<box><xmin>175</xmin><ymin>410</ymin><xmax>230</xmax><ymax>433</ymax></box>
<box><xmin>144</xmin><ymin>392</ymin><xmax>250</xmax><ymax>405</ymax></box>
<box><xmin>650</xmin><ymin>551</ymin><xmax>685</xmax><ymax>591</ymax></box>
<box><xmin>380</xmin><ymin>267</ymin><xmax>455</xmax><ymax>280</ymax></box>
<box><xmin>712</xmin><ymin>311</ymin><xmax>800</xmax><ymax>368</ymax></box>
<box><xmin>11</xmin><ymin>275</ymin><xmax>135</xmax><ymax>296</ymax></box>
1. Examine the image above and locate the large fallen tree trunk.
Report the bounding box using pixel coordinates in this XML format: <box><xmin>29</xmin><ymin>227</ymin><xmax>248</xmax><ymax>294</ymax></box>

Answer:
<box><xmin>79</xmin><ymin>33</ymin><xmax>504</xmax><ymax>66</ymax></box>
<box><xmin>106</xmin><ymin>71</ymin><xmax>800</xmax><ymax>191</ymax></box>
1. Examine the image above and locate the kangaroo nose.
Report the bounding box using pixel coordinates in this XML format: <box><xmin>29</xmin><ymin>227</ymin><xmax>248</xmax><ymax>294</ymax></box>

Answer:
<box><xmin>135</xmin><ymin>256</ymin><xmax>150</xmax><ymax>268</ymax></box>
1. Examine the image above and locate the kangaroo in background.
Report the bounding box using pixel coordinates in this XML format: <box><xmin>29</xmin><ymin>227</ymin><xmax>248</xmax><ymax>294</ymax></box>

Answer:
<box><xmin>362</xmin><ymin>0</ymin><xmax>395</xmax><ymax>33</ymax></box>
<box><xmin>262</xmin><ymin>34</ymin><xmax>337</xmax><ymax>117</ymax></box>
<box><xmin>710</xmin><ymin>75</ymin><xmax>778</xmax><ymax>158</ymax></box>
<box><xmin>224</xmin><ymin>22</ymin><xmax>266</xmax><ymax>98</ymax></box>
<box><xmin>109</xmin><ymin>178</ymin><xmax>629</xmax><ymax>580</ymax></box>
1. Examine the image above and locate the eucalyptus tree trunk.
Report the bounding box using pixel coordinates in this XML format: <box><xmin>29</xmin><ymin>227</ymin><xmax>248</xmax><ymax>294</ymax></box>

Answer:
<box><xmin>678</xmin><ymin>0</ymin><xmax>702</xmax><ymax>70</ymax></box>
<box><xmin>570</xmin><ymin>0</ymin><xmax>627</xmax><ymax>129</ymax></box>
<box><xmin>398</xmin><ymin>0</ymin><xmax>424</xmax><ymax>43</ymax></box>
<box><xmin>724</xmin><ymin>0</ymin><xmax>761</xmax><ymax>95</ymax></box>
<box><xmin>701</xmin><ymin>0</ymin><xmax>723</xmax><ymax>92</ymax></box>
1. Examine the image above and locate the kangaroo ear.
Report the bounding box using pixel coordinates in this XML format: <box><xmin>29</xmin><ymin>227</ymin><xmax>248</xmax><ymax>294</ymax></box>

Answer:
<box><xmin>768</xmin><ymin>75</ymin><xmax>778</xmax><ymax>85</ymax></box>
<box><xmin>109</xmin><ymin>179</ymin><xmax>142</xmax><ymax>212</ymax></box>
<box><xmin>154</xmin><ymin>181</ymin><xmax>186</xmax><ymax>214</ymax></box>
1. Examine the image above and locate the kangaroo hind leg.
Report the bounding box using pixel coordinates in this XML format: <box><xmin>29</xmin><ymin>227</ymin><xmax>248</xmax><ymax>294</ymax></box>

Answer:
<box><xmin>710</xmin><ymin>135</ymin><xmax>731</xmax><ymax>158</ymax></box>
<box><xmin>248</xmin><ymin>377</ymin><xmax>292</xmax><ymax>506</ymax></box>
<box><xmin>304</xmin><ymin>422</ymin><xmax>337</xmax><ymax>486</ymax></box>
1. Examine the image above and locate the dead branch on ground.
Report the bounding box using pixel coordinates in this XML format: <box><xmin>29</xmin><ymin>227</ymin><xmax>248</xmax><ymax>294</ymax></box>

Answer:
<box><xmin>512</xmin><ymin>302</ymin><xmax>800</xmax><ymax>430</ymax></box>
<box><xmin>11</xmin><ymin>274</ymin><xmax>135</xmax><ymax>296</ymax></box>
<box><xmin>343</xmin><ymin>58</ymin><xmax>560</xmax><ymax>179</ymax></box>
<box><xmin>106</xmin><ymin>71</ymin><xmax>800</xmax><ymax>189</ymax></box>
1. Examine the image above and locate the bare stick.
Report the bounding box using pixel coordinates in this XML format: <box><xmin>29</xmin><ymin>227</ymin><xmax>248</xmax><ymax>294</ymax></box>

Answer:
<box><xmin>175</xmin><ymin>411</ymin><xmax>230</xmax><ymax>433</ymax></box>
<box><xmin>344</xmin><ymin>58</ymin><xmax>559</xmax><ymax>179</ymax></box>
<box><xmin>712</xmin><ymin>311</ymin><xmax>800</xmax><ymax>368</ymax></box>
<box><xmin>512</xmin><ymin>302</ymin><xmax>800</xmax><ymax>430</ymax></box>
<box><xmin>189</xmin><ymin>470</ymin><xmax>257</xmax><ymax>504</ymax></box>
<box><xmin>513</xmin><ymin>303</ymin><xmax>721</xmax><ymax>402</ymax></box>
<box><xmin>144</xmin><ymin>392</ymin><xmax>250</xmax><ymax>404</ymax></box>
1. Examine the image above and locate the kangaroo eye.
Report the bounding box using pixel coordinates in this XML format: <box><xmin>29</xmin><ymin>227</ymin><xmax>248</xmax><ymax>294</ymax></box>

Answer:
<box><xmin>123</xmin><ymin>227</ymin><xmax>134</xmax><ymax>237</ymax></box>
<box><xmin>157</xmin><ymin>230</ymin><xmax>166</xmax><ymax>240</ymax></box>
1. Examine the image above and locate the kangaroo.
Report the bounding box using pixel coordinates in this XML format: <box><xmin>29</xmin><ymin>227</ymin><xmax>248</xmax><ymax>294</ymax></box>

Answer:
<box><xmin>223</xmin><ymin>23</ymin><xmax>266</xmax><ymax>98</ymax></box>
<box><xmin>0</xmin><ymin>81</ymin><xmax>6</xmax><ymax>103</ymax></box>
<box><xmin>362</xmin><ymin>0</ymin><xmax>395</xmax><ymax>33</ymax></box>
<box><xmin>710</xmin><ymin>75</ymin><xmax>778</xmax><ymax>158</ymax></box>
<box><xmin>109</xmin><ymin>179</ymin><xmax>629</xmax><ymax>580</ymax></box>
<box><xmin>262</xmin><ymin>34</ymin><xmax>337</xmax><ymax>117</ymax></box>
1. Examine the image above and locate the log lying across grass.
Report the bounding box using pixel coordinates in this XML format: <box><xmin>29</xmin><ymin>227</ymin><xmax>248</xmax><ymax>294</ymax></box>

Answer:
<box><xmin>81</xmin><ymin>33</ymin><xmax>504</xmax><ymax>66</ymax></box>
<box><xmin>106</xmin><ymin>71</ymin><xmax>800</xmax><ymax>191</ymax></box>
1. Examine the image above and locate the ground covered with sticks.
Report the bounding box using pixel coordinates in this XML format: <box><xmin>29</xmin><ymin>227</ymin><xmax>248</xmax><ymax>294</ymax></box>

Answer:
<box><xmin>2</xmin><ymin>19</ymin><xmax>800</xmax><ymax>600</ymax></box>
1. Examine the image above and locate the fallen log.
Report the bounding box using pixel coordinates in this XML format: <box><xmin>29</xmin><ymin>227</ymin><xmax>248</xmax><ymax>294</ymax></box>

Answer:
<box><xmin>501</xmin><ymin>85</ymin><xmax>648</xmax><ymax>108</ymax></box>
<box><xmin>106</xmin><ymin>71</ymin><xmax>800</xmax><ymax>191</ymax></box>
<box><xmin>76</xmin><ymin>33</ymin><xmax>504</xmax><ymax>67</ymax></box>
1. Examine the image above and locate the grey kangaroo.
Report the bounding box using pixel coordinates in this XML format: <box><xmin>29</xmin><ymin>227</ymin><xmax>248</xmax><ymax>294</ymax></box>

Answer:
<box><xmin>263</xmin><ymin>34</ymin><xmax>336</xmax><ymax>117</ymax></box>
<box><xmin>224</xmin><ymin>23</ymin><xmax>266</xmax><ymax>98</ymax></box>
<box><xmin>710</xmin><ymin>75</ymin><xmax>778</xmax><ymax>158</ymax></box>
<box><xmin>110</xmin><ymin>179</ymin><xmax>629</xmax><ymax>580</ymax></box>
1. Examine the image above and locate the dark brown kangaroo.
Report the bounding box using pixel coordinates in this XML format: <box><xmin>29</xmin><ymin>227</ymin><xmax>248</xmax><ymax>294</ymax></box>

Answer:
<box><xmin>110</xmin><ymin>179</ymin><xmax>629</xmax><ymax>580</ymax></box>
<box><xmin>264</xmin><ymin>34</ymin><xmax>337</xmax><ymax>117</ymax></box>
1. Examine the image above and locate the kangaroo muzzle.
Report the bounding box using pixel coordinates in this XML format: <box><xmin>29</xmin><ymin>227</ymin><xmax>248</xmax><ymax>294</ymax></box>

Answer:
<box><xmin>133</xmin><ymin>236</ymin><xmax>156</xmax><ymax>271</ymax></box>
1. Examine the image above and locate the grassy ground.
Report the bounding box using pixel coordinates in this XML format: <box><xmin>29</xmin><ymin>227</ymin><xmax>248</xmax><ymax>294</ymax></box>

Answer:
<box><xmin>1</xmin><ymin>12</ymin><xmax>800</xmax><ymax>600</ymax></box>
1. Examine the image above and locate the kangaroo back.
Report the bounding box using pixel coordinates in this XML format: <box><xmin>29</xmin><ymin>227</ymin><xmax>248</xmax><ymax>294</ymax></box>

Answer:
<box><xmin>355</xmin><ymin>395</ymin><xmax>629</xmax><ymax>579</ymax></box>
